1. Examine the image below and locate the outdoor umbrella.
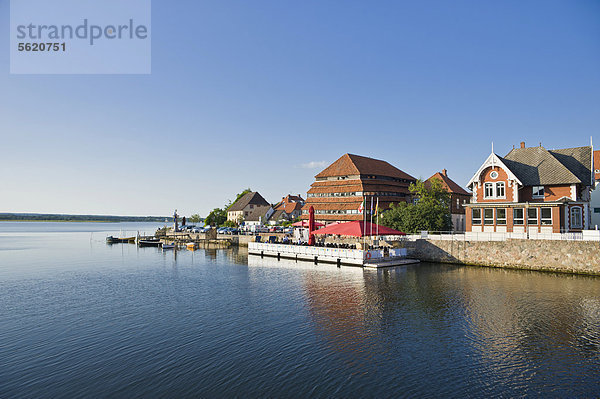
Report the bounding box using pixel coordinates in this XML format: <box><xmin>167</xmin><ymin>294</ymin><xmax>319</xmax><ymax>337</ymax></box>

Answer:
<box><xmin>312</xmin><ymin>220</ymin><xmax>406</xmax><ymax>237</ymax></box>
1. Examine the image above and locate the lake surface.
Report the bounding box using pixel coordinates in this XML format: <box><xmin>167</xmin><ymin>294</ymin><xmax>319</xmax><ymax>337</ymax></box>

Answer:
<box><xmin>1</xmin><ymin>222</ymin><xmax>599</xmax><ymax>398</ymax></box>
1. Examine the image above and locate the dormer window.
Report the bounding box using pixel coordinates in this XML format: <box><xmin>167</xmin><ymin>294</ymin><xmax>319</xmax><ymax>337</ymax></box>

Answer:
<box><xmin>532</xmin><ymin>186</ymin><xmax>545</xmax><ymax>199</ymax></box>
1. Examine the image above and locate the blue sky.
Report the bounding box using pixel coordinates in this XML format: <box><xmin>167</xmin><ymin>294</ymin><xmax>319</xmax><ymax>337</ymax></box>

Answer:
<box><xmin>1</xmin><ymin>0</ymin><xmax>599</xmax><ymax>217</ymax></box>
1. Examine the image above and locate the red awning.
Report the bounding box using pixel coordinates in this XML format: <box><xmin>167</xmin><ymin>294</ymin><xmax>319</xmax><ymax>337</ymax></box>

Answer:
<box><xmin>292</xmin><ymin>220</ymin><xmax>325</xmax><ymax>228</ymax></box>
<box><xmin>312</xmin><ymin>221</ymin><xmax>406</xmax><ymax>237</ymax></box>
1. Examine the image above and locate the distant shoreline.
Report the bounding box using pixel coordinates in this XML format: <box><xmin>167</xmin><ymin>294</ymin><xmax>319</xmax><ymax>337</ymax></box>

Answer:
<box><xmin>0</xmin><ymin>213</ymin><xmax>172</xmax><ymax>223</ymax></box>
<box><xmin>0</xmin><ymin>219</ymin><xmax>164</xmax><ymax>223</ymax></box>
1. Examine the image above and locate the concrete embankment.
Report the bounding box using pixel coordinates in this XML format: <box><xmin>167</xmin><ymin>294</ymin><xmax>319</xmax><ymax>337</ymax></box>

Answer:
<box><xmin>401</xmin><ymin>239</ymin><xmax>600</xmax><ymax>275</ymax></box>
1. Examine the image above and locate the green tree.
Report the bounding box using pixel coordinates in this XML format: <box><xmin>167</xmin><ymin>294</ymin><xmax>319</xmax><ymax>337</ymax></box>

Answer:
<box><xmin>380</xmin><ymin>178</ymin><xmax>452</xmax><ymax>233</ymax></box>
<box><xmin>188</xmin><ymin>214</ymin><xmax>203</xmax><ymax>223</ymax></box>
<box><xmin>223</xmin><ymin>220</ymin><xmax>238</xmax><ymax>228</ymax></box>
<box><xmin>280</xmin><ymin>217</ymin><xmax>300</xmax><ymax>227</ymax></box>
<box><xmin>226</xmin><ymin>188</ymin><xmax>252</xmax><ymax>210</ymax></box>
<box><xmin>204</xmin><ymin>208</ymin><xmax>227</xmax><ymax>226</ymax></box>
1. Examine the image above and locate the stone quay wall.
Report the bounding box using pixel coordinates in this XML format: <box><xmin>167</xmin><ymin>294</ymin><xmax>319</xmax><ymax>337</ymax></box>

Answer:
<box><xmin>401</xmin><ymin>239</ymin><xmax>600</xmax><ymax>275</ymax></box>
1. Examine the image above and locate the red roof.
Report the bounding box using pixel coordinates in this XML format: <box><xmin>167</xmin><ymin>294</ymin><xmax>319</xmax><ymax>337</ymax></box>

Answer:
<box><xmin>315</xmin><ymin>154</ymin><xmax>415</xmax><ymax>181</ymax></box>
<box><xmin>312</xmin><ymin>221</ymin><xmax>406</xmax><ymax>237</ymax></box>
<box><xmin>292</xmin><ymin>220</ymin><xmax>325</xmax><ymax>228</ymax></box>
<box><xmin>425</xmin><ymin>171</ymin><xmax>471</xmax><ymax>196</ymax></box>
<box><xmin>284</xmin><ymin>202</ymin><xmax>303</xmax><ymax>213</ymax></box>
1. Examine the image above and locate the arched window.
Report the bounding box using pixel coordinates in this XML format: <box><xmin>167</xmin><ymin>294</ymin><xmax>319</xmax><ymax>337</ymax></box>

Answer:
<box><xmin>570</xmin><ymin>207</ymin><xmax>583</xmax><ymax>229</ymax></box>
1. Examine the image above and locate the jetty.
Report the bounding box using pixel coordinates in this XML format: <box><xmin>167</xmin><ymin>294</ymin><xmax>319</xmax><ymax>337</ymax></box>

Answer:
<box><xmin>248</xmin><ymin>242</ymin><xmax>419</xmax><ymax>268</ymax></box>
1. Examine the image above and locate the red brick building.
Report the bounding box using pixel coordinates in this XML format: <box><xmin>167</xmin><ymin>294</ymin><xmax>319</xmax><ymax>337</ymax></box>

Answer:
<box><xmin>425</xmin><ymin>169</ymin><xmax>472</xmax><ymax>231</ymax></box>
<box><xmin>301</xmin><ymin>154</ymin><xmax>416</xmax><ymax>224</ymax></box>
<box><xmin>465</xmin><ymin>142</ymin><xmax>594</xmax><ymax>235</ymax></box>
<box><xmin>270</xmin><ymin>195</ymin><xmax>305</xmax><ymax>224</ymax></box>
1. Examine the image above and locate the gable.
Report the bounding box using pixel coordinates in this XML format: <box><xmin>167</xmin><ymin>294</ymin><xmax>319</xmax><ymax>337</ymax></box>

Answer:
<box><xmin>467</xmin><ymin>153</ymin><xmax>522</xmax><ymax>189</ymax></box>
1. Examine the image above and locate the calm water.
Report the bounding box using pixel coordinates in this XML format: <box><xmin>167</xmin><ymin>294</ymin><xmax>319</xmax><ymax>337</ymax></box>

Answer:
<box><xmin>1</xmin><ymin>222</ymin><xmax>599</xmax><ymax>398</ymax></box>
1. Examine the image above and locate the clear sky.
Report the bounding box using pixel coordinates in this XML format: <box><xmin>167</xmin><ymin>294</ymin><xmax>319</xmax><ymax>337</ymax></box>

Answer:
<box><xmin>1</xmin><ymin>0</ymin><xmax>599</xmax><ymax>217</ymax></box>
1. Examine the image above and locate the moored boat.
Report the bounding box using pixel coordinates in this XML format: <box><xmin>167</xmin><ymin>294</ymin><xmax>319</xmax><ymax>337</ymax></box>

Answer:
<box><xmin>186</xmin><ymin>242</ymin><xmax>197</xmax><ymax>250</ymax></box>
<box><xmin>162</xmin><ymin>243</ymin><xmax>176</xmax><ymax>251</ymax></box>
<box><xmin>106</xmin><ymin>236</ymin><xmax>136</xmax><ymax>244</ymax></box>
<box><xmin>138</xmin><ymin>239</ymin><xmax>161</xmax><ymax>247</ymax></box>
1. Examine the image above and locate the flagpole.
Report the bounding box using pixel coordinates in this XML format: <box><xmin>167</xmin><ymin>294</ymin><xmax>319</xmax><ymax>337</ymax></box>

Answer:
<box><xmin>370</xmin><ymin>196</ymin><xmax>373</xmax><ymax>242</ymax></box>
<box><xmin>362</xmin><ymin>194</ymin><xmax>366</xmax><ymax>248</ymax></box>
<box><xmin>376</xmin><ymin>197</ymin><xmax>379</xmax><ymax>237</ymax></box>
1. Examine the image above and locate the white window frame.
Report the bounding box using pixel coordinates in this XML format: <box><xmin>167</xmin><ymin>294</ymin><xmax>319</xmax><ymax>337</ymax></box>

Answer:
<box><xmin>495</xmin><ymin>182</ymin><xmax>505</xmax><ymax>199</ymax></box>
<box><xmin>570</xmin><ymin>206</ymin><xmax>583</xmax><ymax>229</ymax></box>
<box><xmin>527</xmin><ymin>208</ymin><xmax>538</xmax><ymax>225</ymax></box>
<box><xmin>540</xmin><ymin>207</ymin><xmax>552</xmax><ymax>225</ymax></box>
<box><xmin>513</xmin><ymin>208</ymin><xmax>524</xmax><ymax>225</ymax></box>
<box><xmin>496</xmin><ymin>208</ymin><xmax>506</xmax><ymax>225</ymax></box>
<box><xmin>472</xmin><ymin>208</ymin><xmax>482</xmax><ymax>225</ymax></box>
<box><xmin>484</xmin><ymin>183</ymin><xmax>494</xmax><ymax>199</ymax></box>
<box><xmin>484</xmin><ymin>208</ymin><xmax>494</xmax><ymax>225</ymax></box>
<box><xmin>532</xmin><ymin>186</ymin><xmax>545</xmax><ymax>199</ymax></box>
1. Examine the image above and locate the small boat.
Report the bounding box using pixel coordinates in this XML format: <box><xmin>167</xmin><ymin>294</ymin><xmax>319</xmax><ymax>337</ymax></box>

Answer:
<box><xmin>138</xmin><ymin>239</ymin><xmax>162</xmax><ymax>247</ymax></box>
<box><xmin>186</xmin><ymin>242</ymin><xmax>197</xmax><ymax>250</ymax></box>
<box><xmin>106</xmin><ymin>236</ymin><xmax>136</xmax><ymax>244</ymax></box>
<box><xmin>162</xmin><ymin>243</ymin><xmax>176</xmax><ymax>251</ymax></box>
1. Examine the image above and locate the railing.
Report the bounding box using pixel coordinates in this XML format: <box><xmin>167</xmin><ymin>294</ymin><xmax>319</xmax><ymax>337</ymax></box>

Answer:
<box><xmin>405</xmin><ymin>230</ymin><xmax>600</xmax><ymax>242</ymax></box>
<box><xmin>248</xmin><ymin>243</ymin><xmax>408</xmax><ymax>261</ymax></box>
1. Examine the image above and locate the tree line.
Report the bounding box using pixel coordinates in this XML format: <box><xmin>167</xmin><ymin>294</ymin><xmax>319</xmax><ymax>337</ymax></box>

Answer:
<box><xmin>0</xmin><ymin>213</ymin><xmax>171</xmax><ymax>222</ymax></box>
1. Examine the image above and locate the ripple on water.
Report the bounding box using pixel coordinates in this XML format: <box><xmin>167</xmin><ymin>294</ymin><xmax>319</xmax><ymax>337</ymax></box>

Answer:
<box><xmin>0</xmin><ymin>233</ymin><xmax>600</xmax><ymax>398</ymax></box>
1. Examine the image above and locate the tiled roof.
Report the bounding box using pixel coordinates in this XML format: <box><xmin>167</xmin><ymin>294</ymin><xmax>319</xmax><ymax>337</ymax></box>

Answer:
<box><xmin>426</xmin><ymin>172</ymin><xmax>471</xmax><ymax>196</ymax></box>
<box><xmin>244</xmin><ymin>206</ymin><xmax>271</xmax><ymax>221</ymax></box>
<box><xmin>284</xmin><ymin>202</ymin><xmax>302</xmax><ymax>213</ymax></box>
<box><xmin>285</xmin><ymin>195</ymin><xmax>304</xmax><ymax>202</ymax></box>
<box><xmin>228</xmin><ymin>192</ymin><xmax>270</xmax><ymax>212</ymax></box>
<box><xmin>273</xmin><ymin>195</ymin><xmax>305</xmax><ymax>211</ymax></box>
<box><xmin>315</xmin><ymin>154</ymin><xmax>415</xmax><ymax>180</ymax></box>
<box><xmin>549</xmin><ymin>147</ymin><xmax>594</xmax><ymax>186</ymax></box>
<box><xmin>502</xmin><ymin>146</ymin><xmax>592</xmax><ymax>186</ymax></box>
<box><xmin>270</xmin><ymin>209</ymin><xmax>287</xmax><ymax>220</ymax></box>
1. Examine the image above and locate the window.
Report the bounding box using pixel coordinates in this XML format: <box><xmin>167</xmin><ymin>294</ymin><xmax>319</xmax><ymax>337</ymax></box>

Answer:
<box><xmin>484</xmin><ymin>183</ymin><xmax>494</xmax><ymax>198</ymax></box>
<box><xmin>496</xmin><ymin>208</ymin><xmax>506</xmax><ymax>225</ymax></box>
<box><xmin>513</xmin><ymin>208</ymin><xmax>524</xmax><ymax>225</ymax></box>
<box><xmin>541</xmin><ymin>208</ymin><xmax>552</xmax><ymax>225</ymax></box>
<box><xmin>595</xmin><ymin>208</ymin><xmax>600</xmax><ymax>214</ymax></box>
<box><xmin>527</xmin><ymin>208</ymin><xmax>538</xmax><ymax>225</ymax></box>
<box><xmin>472</xmin><ymin>208</ymin><xmax>481</xmax><ymax>225</ymax></box>
<box><xmin>570</xmin><ymin>207</ymin><xmax>583</xmax><ymax>228</ymax></box>
<box><xmin>456</xmin><ymin>199</ymin><xmax>460</xmax><ymax>208</ymax></box>
<box><xmin>496</xmin><ymin>182</ymin><xmax>505</xmax><ymax>198</ymax></box>
<box><xmin>484</xmin><ymin>208</ymin><xmax>494</xmax><ymax>225</ymax></box>
<box><xmin>532</xmin><ymin>186</ymin><xmax>545</xmax><ymax>199</ymax></box>
<box><xmin>490</xmin><ymin>171</ymin><xmax>499</xmax><ymax>179</ymax></box>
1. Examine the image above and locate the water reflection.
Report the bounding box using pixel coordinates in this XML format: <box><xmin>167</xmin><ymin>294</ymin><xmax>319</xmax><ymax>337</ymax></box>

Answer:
<box><xmin>247</xmin><ymin>256</ymin><xmax>600</xmax><ymax>396</ymax></box>
<box><xmin>2</xmin><ymin>224</ymin><xmax>599</xmax><ymax>397</ymax></box>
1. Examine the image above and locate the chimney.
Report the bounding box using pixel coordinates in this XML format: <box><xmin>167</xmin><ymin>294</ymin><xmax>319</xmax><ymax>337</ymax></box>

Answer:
<box><xmin>520</xmin><ymin>142</ymin><xmax>526</xmax><ymax>149</ymax></box>
<box><xmin>442</xmin><ymin>169</ymin><xmax>447</xmax><ymax>177</ymax></box>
